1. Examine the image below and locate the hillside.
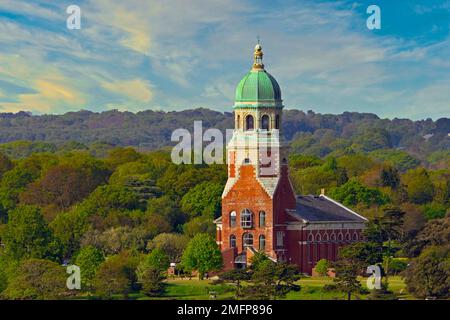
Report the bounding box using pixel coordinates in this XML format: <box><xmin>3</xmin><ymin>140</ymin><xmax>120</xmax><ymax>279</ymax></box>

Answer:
<box><xmin>0</xmin><ymin>108</ymin><xmax>448</xmax><ymax>168</ymax></box>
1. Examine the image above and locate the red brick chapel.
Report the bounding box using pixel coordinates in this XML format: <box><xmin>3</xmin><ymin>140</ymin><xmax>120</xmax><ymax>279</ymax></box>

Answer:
<box><xmin>214</xmin><ymin>44</ymin><xmax>367</xmax><ymax>275</ymax></box>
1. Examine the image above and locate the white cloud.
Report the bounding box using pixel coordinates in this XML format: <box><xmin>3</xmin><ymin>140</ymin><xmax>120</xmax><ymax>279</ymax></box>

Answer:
<box><xmin>0</xmin><ymin>0</ymin><xmax>449</xmax><ymax>119</ymax></box>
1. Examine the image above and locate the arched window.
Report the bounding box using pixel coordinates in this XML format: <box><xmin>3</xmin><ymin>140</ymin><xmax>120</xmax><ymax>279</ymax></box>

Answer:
<box><xmin>346</xmin><ymin>233</ymin><xmax>351</xmax><ymax>242</ymax></box>
<box><xmin>230</xmin><ymin>211</ymin><xmax>236</xmax><ymax>228</ymax></box>
<box><xmin>261</xmin><ymin>115</ymin><xmax>269</xmax><ymax>130</ymax></box>
<box><xmin>245</xmin><ymin>115</ymin><xmax>254</xmax><ymax>131</ymax></box>
<box><xmin>323</xmin><ymin>233</ymin><xmax>329</xmax><ymax>242</ymax></box>
<box><xmin>243</xmin><ymin>233</ymin><xmax>253</xmax><ymax>249</ymax></box>
<box><xmin>241</xmin><ymin>209</ymin><xmax>252</xmax><ymax>228</ymax></box>
<box><xmin>330</xmin><ymin>233</ymin><xmax>336</xmax><ymax>242</ymax></box>
<box><xmin>259</xmin><ymin>211</ymin><xmax>266</xmax><ymax>227</ymax></box>
<box><xmin>308</xmin><ymin>233</ymin><xmax>314</xmax><ymax>242</ymax></box>
<box><xmin>237</xmin><ymin>115</ymin><xmax>240</xmax><ymax>129</ymax></box>
<box><xmin>338</xmin><ymin>233</ymin><xmax>344</xmax><ymax>242</ymax></box>
<box><xmin>315</xmin><ymin>233</ymin><xmax>321</xmax><ymax>242</ymax></box>
<box><xmin>275</xmin><ymin>115</ymin><xmax>280</xmax><ymax>129</ymax></box>
<box><xmin>230</xmin><ymin>235</ymin><xmax>236</xmax><ymax>248</ymax></box>
<box><xmin>353</xmin><ymin>232</ymin><xmax>358</xmax><ymax>241</ymax></box>
<box><xmin>259</xmin><ymin>235</ymin><xmax>265</xmax><ymax>251</ymax></box>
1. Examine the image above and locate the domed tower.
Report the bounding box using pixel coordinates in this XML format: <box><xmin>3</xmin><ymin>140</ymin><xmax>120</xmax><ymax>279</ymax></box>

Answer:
<box><xmin>233</xmin><ymin>44</ymin><xmax>283</xmax><ymax>133</ymax></box>
<box><xmin>216</xmin><ymin>43</ymin><xmax>297</xmax><ymax>269</ymax></box>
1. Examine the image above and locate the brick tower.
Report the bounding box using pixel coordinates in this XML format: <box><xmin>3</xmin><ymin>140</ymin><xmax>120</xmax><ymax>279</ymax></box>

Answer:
<box><xmin>215</xmin><ymin>43</ymin><xmax>297</xmax><ymax>270</ymax></box>
<box><xmin>214</xmin><ymin>44</ymin><xmax>367</xmax><ymax>274</ymax></box>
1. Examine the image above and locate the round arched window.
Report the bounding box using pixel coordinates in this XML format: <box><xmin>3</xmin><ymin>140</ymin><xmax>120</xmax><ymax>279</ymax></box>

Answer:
<box><xmin>259</xmin><ymin>235</ymin><xmax>266</xmax><ymax>251</ymax></box>
<box><xmin>261</xmin><ymin>115</ymin><xmax>270</xmax><ymax>130</ymax></box>
<box><xmin>246</xmin><ymin>115</ymin><xmax>254</xmax><ymax>131</ymax></box>
<box><xmin>230</xmin><ymin>211</ymin><xmax>236</xmax><ymax>228</ymax></box>
<box><xmin>243</xmin><ymin>233</ymin><xmax>253</xmax><ymax>249</ymax></box>
<box><xmin>259</xmin><ymin>211</ymin><xmax>266</xmax><ymax>227</ymax></box>
<box><xmin>241</xmin><ymin>209</ymin><xmax>253</xmax><ymax>228</ymax></box>
<box><xmin>230</xmin><ymin>235</ymin><xmax>236</xmax><ymax>248</ymax></box>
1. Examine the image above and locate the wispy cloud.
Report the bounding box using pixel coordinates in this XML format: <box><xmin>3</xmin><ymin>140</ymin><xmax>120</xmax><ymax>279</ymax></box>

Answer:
<box><xmin>0</xmin><ymin>0</ymin><xmax>448</xmax><ymax>119</ymax></box>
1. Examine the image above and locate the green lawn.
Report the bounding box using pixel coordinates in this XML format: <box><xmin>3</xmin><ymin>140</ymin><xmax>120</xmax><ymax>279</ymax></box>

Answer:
<box><xmin>138</xmin><ymin>275</ymin><xmax>412</xmax><ymax>300</ymax></box>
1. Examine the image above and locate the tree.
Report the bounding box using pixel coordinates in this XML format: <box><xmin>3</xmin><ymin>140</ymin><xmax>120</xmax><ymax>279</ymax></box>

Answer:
<box><xmin>142</xmin><ymin>213</ymin><xmax>172</xmax><ymax>239</ymax></box>
<box><xmin>291</xmin><ymin>166</ymin><xmax>336</xmax><ymax>195</ymax></box>
<box><xmin>1</xmin><ymin>205</ymin><xmax>61</xmax><ymax>261</ymax></box>
<box><xmin>74</xmin><ymin>246</ymin><xmax>104</xmax><ymax>289</ymax></box>
<box><xmin>93</xmin><ymin>251</ymin><xmax>139</xmax><ymax>299</ymax></box>
<box><xmin>403</xmin><ymin>246</ymin><xmax>449</xmax><ymax>299</ymax></box>
<box><xmin>217</xmin><ymin>269</ymin><xmax>251</xmax><ymax>298</ymax></box>
<box><xmin>2</xmin><ymin>259</ymin><xmax>67</xmax><ymax>300</ymax></box>
<box><xmin>0</xmin><ymin>157</ymin><xmax>44</xmax><ymax>210</ymax></box>
<box><xmin>181</xmin><ymin>233</ymin><xmax>222</xmax><ymax>279</ymax></box>
<box><xmin>50</xmin><ymin>207</ymin><xmax>89</xmax><ymax>259</ymax></box>
<box><xmin>329</xmin><ymin>179</ymin><xmax>389</xmax><ymax>207</ymax></box>
<box><xmin>135</xmin><ymin>249</ymin><xmax>169</xmax><ymax>297</ymax></box>
<box><xmin>422</xmin><ymin>202</ymin><xmax>447</xmax><ymax>220</ymax></box>
<box><xmin>0</xmin><ymin>152</ymin><xmax>13</xmax><ymax>178</ymax></box>
<box><xmin>404</xmin><ymin>215</ymin><xmax>450</xmax><ymax>258</ymax></box>
<box><xmin>242</xmin><ymin>260</ymin><xmax>301</xmax><ymax>300</ymax></box>
<box><xmin>146</xmin><ymin>233</ymin><xmax>190</xmax><ymax>263</ymax></box>
<box><xmin>380</xmin><ymin>166</ymin><xmax>400</xmax><ymax>189</ymax></box>
<box><xmin>136</xmin><ymin>265</ymin><xmax>166</xmax><ymax>297</ymax></box>
<box><xmin>315</xmin><ymin>259</ymin><xmax>330</xmax><ymax>276</ymax></box>
<box><xmin>369</xmin><ymin>149</ymin><xmax>420</xmax><ymax>172</ymax></box>
<box><xmin>19</xmin><ymin>163</ymin><xmax>108</xmax><ymax>210</ymax></box>
<box><xmin>333</xmin><ymin>247</ymin><xmax>363</xmax><ymax>300</ymax></box>
<box><xmin>180</xmin><ymin>182</ymin><xmax>223</xmax><ymax>218</ymax></box>
<box><xmin>106</xmin><ymin>147</ymin><xmax>142</xmax><ymax>168</ymax></box>
<box><xmin>80</xmin><ymin>185</ymin><xmax>140</xmax><ymax>217</ymax></box>
<box><xmin>82</xmin><ymin>226</ymin><xmax>149</xmax><ymax>255</ymax></box>
<box><xmin>146</xmin><ymin>195</ymin><xmax>185</xmax><ymax>229</ymax></box>
<box><xmin>143</xmin><ymin>248</ymin><xmax>170</xmax><ymax>272</ymax></box>
<box><xmin>402</xmin><ymin>168</ymin><xmax>434</xmax><ymax>204</ymax></box>
<box><xmin>183</xmin><ymin>215</ymin><xmax>215</xmax><ymax>238</ymax></box>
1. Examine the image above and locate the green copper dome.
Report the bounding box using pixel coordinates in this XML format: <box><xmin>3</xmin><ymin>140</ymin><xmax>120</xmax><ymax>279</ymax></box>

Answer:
<box><xmin>234</xmin><ymin>44</ymin><xmax>282</xmax><ymax>108</ymax></box>
<box><xmin>235</xmin><ymin>70</ymin><xmax>282</xmax><ymax>102</ymax></box>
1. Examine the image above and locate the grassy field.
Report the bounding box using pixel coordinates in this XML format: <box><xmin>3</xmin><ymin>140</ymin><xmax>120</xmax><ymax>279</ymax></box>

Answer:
<box><xmin>135</xmin><ymin>275</ymin><xmax>412</xmax><ymax>300</ymax></box>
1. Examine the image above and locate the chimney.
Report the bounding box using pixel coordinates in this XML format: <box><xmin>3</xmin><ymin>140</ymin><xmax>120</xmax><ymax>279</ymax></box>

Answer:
<box><xmin>320</xmin><ymin>188</ymin><xmax>325</xmax><ymax>196</ymax></box>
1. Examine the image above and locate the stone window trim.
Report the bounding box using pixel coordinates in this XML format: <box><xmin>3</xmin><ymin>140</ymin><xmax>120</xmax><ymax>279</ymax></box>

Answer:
<box><xmin>230</xmin><ymin>211</ymin><xmax>237</xmax><ymax>228</ymax></box>
<box><xmin>230</xmin><ymin>234</ymin><xmax>237</xmax><ymax>248</ymax></box>
<box><xmin>259</xmin><ymin>211</ymin><xmax>266</xmax><ymax>227</ymax></box>
<box><xmin>259</xmin><ymin>235</ymin><xmax>266</xmax><ymax>251</ymax></box>
<box><xmin>241</xmin><ymin>208</ymin><xmax>253</xmax><ymax>228</ymax></box>
<box><xmin>243</xmin><ymin>232</ymin><xmax>253</xmax><ymax>249</ymax></box>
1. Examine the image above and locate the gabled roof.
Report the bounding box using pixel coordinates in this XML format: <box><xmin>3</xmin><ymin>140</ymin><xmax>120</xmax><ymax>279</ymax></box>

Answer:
<box><xmin>287</xmin><ymin>195</ymin><xmax>368</xmax><ymax>223</ymax></box>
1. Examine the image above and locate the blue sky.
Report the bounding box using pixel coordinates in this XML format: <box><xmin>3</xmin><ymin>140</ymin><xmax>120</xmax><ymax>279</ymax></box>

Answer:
<box><xmin>0</xmin><ymin>0</ymin><xmax>449</xmax><ymax>120</ymax></box>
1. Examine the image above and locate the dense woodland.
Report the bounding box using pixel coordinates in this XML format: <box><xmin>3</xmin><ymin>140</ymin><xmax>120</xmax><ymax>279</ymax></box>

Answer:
<box><xmin>0</xmin><ymin>109</ymin><xmax>449</xmax><ymax>168</ymax></box>
<box><xmin>0</xmin><ymin>109</ymin><xmax>448</xmax><ymax>299</ymax></box>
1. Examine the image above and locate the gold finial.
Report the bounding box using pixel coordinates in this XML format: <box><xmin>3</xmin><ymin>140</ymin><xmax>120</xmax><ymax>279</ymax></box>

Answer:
<box><xmin>252</xmin><ymin>41</ymin><xmax>264</xmax><ymax>70</ymax></box>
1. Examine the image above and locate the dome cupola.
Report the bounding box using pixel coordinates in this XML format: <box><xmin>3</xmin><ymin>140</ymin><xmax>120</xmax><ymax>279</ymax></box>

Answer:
<box><xmin>234</xmin><ymin>44</ymin><xmax>283</xmax><ymax>108</ymax></box>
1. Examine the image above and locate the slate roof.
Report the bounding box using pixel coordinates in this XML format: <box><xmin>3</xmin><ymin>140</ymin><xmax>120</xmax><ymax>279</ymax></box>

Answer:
<box><xmin>288</xmin><ymin>195</ymin><xmax>367</xmax><ymax>223</ymax></box>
